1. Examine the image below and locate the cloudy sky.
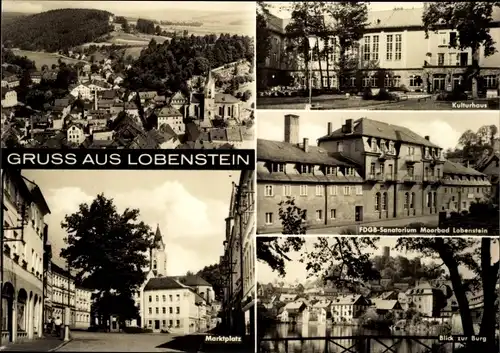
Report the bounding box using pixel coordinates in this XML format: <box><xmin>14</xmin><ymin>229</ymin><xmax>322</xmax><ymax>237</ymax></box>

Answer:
<box><xmin>257</xmin><ymin>111</ymin><xmax>500</xmax><ymax>151</ymax></box>
<box><xmin>2</xmin><ymin>1</ymin><xmax>254</xmax><ymax>18</ymax></box>
<box><xmin>266</xmin><ymin>2</ymin><xmax>424</xmax><ymax>18</ymax></box>
<box><xmin>22</xmin><ymin>170</ymin><xmax>238</xmax><ymax>276</ymax></box>
<box><xmin>257</xmin><ymin>236</ymin><xmax>499</xmax><ymax>285</ymax></box>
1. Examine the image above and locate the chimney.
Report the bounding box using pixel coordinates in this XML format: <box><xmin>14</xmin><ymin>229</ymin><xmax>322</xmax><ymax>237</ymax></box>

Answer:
<box><xmin>327</xmin><ymin>122</ymin><xmax>332</xmax><ymax>135</ymax></box>
<box><xmin>424</xmin><ymin>136</ymin><xmax>430</xmax><ymax>141</ymax></box>
<box><xmin>343</xmin><ymin>119</ymin><xmax>353</xmax><ymax>134</ymax></box>
<box><xmin>284</xmin><ymin>114</ymin><xmax>300</xmax><ymax>145</ymax></box>
<box><xmin>303</xmin><ymin>138</ymin><xmax>309</xmax><ymax>153</ymax></box>
<box><xmin>94</xmin><ymin>90</ymin><xmax>98</xmax><ymax>111</ymax></box>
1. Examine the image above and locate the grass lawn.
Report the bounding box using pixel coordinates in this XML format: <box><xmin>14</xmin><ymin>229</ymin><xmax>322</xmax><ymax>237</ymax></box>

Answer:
<box><xmin>257</xmin><ymin>95</ymin><xmax>499</xmax><ymax>110</ymax></box>
<box><xmin>12</xmin><ymin>49</ymin><xmax>86</xmax><ymax>68</ymax></box>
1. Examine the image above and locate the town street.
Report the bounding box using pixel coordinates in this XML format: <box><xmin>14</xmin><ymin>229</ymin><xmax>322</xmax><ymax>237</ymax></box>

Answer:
<box><xmin>55</xmin><ymin>331</ymin><xmax>204</xmax><ymax>352</ymax></box>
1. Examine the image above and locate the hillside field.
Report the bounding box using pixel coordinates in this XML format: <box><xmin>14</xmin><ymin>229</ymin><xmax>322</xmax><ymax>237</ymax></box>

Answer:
<box><xmin>11</xmin><ymin>49</ymin><xmax>87</xmax><ymax>69</ymax></box>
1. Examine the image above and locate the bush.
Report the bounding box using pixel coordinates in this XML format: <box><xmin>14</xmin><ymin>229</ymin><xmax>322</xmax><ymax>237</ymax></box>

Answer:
<box><xmin>435</xmin><ymin>87</ymin><xmax>468</xmax><ymax>101</ymax></box>
<box><xmin>374</xmin><ymin>88</ymin><xmax>395</xmax><ymax>101</ymax></box>
<box><xmin>362</xmin><ymin>87</ymin><xmax>373</xmax><ymax>100</ymax></box>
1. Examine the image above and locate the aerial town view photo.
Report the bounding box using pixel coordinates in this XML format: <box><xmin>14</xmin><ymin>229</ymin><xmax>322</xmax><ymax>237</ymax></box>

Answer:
<box><xmin>256</xmin><ymin>236</ymin><xmax>499</xmax><ymax>353</ymax></box>
<box><xmin>256</xmin><ymin>110</ymin><xmax>499</xmax><ymax>235</ymax></box>
<box><xmin>1</xmin><ymin>168</ymin><xmax>255</xmax><ymax>352</ymax></box>
<box><xmin>1</xmin><ymin>1</ymin><xmax>255</xmax><ymax>149</ymax></box>
<box><xmin>256</xmin><ymin>2</ymin><xmax>500</xmax><ymax>110</ymax></box>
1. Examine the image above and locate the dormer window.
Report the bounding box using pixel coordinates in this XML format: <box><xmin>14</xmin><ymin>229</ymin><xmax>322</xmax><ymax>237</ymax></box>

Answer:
<box><xmin>300</xmin><ymin>164</ymin><xmax>312</xmax><ymax>174</ymax></box>
<box><xmin>388</xmin><ymin>142</ymin><xmax>395</xmax><ymax>154</ymax></box>
<box><xmin>324</xmin><ymin>166</ymin><xmax>337</xmax><ymax>175</ymax></box>
<box><xmin>271</xmin><ymin>163</ymin><xmax>284</xmax><ymax>173</ymax></box>
<box><xmin>371</xmin><ymin>138</ymin><xmax>378</xmax><ymax>152</ymax></box>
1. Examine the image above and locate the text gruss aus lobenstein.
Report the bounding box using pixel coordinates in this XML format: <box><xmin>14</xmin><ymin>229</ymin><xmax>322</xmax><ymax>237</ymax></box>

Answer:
<box><xmin>4</xmin><ymin>151</ymin><xmax>253</xmax><ymax>168</ymax></box>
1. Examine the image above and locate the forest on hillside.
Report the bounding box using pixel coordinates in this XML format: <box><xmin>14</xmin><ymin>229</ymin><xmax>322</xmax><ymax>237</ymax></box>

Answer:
<box><xmin>125</xmin><ymin>33</ymin><xmax>254</xmax><ymax>95</ymax></box>
<box><xmin>1</xmin><ymin>8</ymin><xmax>113</xmax><ymax>52</ymax></box>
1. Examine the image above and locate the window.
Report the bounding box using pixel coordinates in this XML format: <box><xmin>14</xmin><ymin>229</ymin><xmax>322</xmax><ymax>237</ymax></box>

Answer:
<box><xmin>176</xmin><ymin>307</ymin><xmax>180</xmax><ymax>314</ymax></box>
<box><xmin>372</xmin><ymin>35</ymin><xmax>379</xmax><ymax>60</ymax></box>
<box><xmin>176</xmin><ymin>294</ymin><xmax>180</xmax><ymax>301</ymax></box>
<box><xmin>315</xmin><ymin>210</ymin><xmax>322</xmax><ymax>221</ymax></box>
<box><xmin>156</xmin><ymin>307</ymin><xmax>159</xmax><ymax>314</ymax></box>
<box><xmin>162</xmin><ymin>295</ymin><xmax>166</xmax><ymax>302</ymax></box>
<box><xmin>271</xmin><ymin>163</ymin><xmax>284</xmax><ymax>173</ymax></box>
<box><xmin>149</xmin><ymin>308</ymin><xmax>152</xmax><ymax>314</ymax></box>
<box><xmin>386</xmin><ymin>35</ymin><xmax>393</xmax><ymax>60</ymax></box>
<box><xmin>407</xmin><ymin>166</ymin><xmax>414</xmax><ymax>176</ymax></box>
<box><xmin>449</xmin><ymin>32</ymin><xmax>457</xmax><ymax>46</ymax></box>
<box><xmin>343</xmin><ymin>186</ymin><xmax>351</xmax><ymax>195</ymax></box>
<box><xmin>382</xmin><ymin>193</ymin><xmax>388</xmax><ymax>211</ymax></box>
<box><xmin>315</xmin><ymin>185</ymin><xmax>323</xmax><ymax>196</ymax></box>
<box><xmin>409</xmin><ymin>75</ymin><xmax>422</xmax><ymax>87</ymax></box>
<box><xmin>162</xmin><ymin>307</ymin><xmax>166</xmax><ymax>314</ymax></box>
<box><xmin>337</xmin><ymin>142</ymin><xmax>344</xmax><ymax>152</ymax></box>
<box><xmin>169</xmin><ymin>295</ymin><xmax>173</xmax><ymax>301</ymax></box>
<box><xmin>149</xmin><ymin>295</ymin><xmax>152</xmax><ymax>303</ymax></box>
<box><xmin>438</xmin><ymin>53</ymin><xmax>445</xmax><ymax>66</ymax></box>
<box><xmin>156</xmin><ymin>295</ymin><xmax>159</xmax><ymax>302</ymax></box>
<box><xmin>300</xmin><ymin>164</ymin><xmax>312</xmax><ymax>174</ymax></box>
<box><xmin>411</xmin><ymin>192</ymin><xmax>415</xmax><ymax>208</ymax></box>
<box><xmin>395</xmin><ymin>34</ymin><xmax>402</xmax><ymax>60</ymax></box>
<box><xmin>169</xmin><ymin>307</ymin><xmax>173</xmax><ymax>314</ymax></box>
<box><xmin>370</xmin><ymin>163</ymin><xmax>376</xmax><ymax>175</ymax></box>
<box><xmin>375</xmin><ymin>193</ymin><xmax>381</xmax><ymax>211</ymax></box>
<box><xmin>162</xmin><ymin>320</ymin><xmax>166</xmax><ymax>327</ymax></box>
<box><xmin>329</xmin><ymin>185</ymin><xmax>338</xmax><ymax>196</ymax></box>
<box><xmin>300</xmin><ymin>185</ymin><xmax>308</xmax><ymax>196</ymax></box>
<box><xmin>302</xmin><ymin>210</ymin><xmax>308</xmax><ymax>220</ymax></box>
<box><xmin>265</xmin><ymin>212</ymin><xmax>273</xmax><ymax>225</ymax></box>
<box><xmin>404</xmin><ymin>193</ymin><xmax>410</xmax><ymax>209</ymax></box>
<box><xmin>324</xmin><ymin>166</ymin><xmax>336</xmax><ymax>175</ymax></box>
<box><xmin>363</xmin><ymin>36</ymin><xmax>371</xmax><ymax>61</ymax></box>
<box><xmin>484</xmin><ymin>75</ymin><xmax>498</xmax><ymax>88</ymax></box>
<box><xmin>176</xmin><ymin>320</ymin><xmax>180</xmax><ymax>328</ymax></box>
<box><xmin>356</xmin><ymin>186</ymin><xmax>363</xmax><ymax>195</ymax></box>
<box><xmin>264</xmin><ymin>185</ymin><xmax>273</xmax><ymax>197</ymax></box>
<box><xmin>283</xmin><ymin>185</ymin><xmax>291</xmax><ymax>196</ymax></box>
<box><xmin>330</xmin><ymin>209</ymin><xmax>336</xmax><ymax>219</ymax></box>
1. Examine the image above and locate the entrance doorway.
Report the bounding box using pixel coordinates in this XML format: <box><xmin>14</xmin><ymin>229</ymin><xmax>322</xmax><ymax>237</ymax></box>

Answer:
<box><xmin>154</xmin><ymin>320</ymin><xmax>160</xmax><ymax>330</ymax></box>
<box><xmin>355</xmin><ymin>206</ymin><xmax>363</xmax><ymax>222</ymax></box>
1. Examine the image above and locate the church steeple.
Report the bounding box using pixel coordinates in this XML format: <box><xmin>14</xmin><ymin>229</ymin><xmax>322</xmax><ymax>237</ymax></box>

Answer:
<box><xmin>150</xmin><ymin>223</ymin><xmax>167</xmax><ymax>277</ymax></box>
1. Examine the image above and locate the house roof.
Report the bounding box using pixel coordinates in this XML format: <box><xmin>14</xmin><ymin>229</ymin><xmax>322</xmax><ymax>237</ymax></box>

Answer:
<box><xmin>210</xmin><ymin>128</ymin><xmax>227</xmax><ymax>141</ymax></box>
<box><xmin>177</xmin><ymin>275</ymin><xmax>211</xmax><ymax>287</ymax></box>
<box><xmin>214</xmin><ymin>93</ymin><xmax>240</xmax><ymax>104</ymax></box>
<box><xmin>190</xmin><ymin>93</ymin><xmax>204</xmax><ymax>104</ymax></box>
<box><xmin>155</xmin><ymin>106</ymin><xmax>182</xmax><ymax>117</ymax></box>
<box><xmin>318</xmin><ymin>118</ymin><xmax>441</xmax><ymax>148</ymax></box>
<box><xmin>144</xmin><ymin>277</ymin><xmax>186</xmax><ymax>291</ymax></box>
<box><xmin>372</xmin><ymin>299</ymin><xmax>400</xmax><ymax>310</ymax></box>
<box><xmin>226</xmin><ymin>127</ymin><xmax>243</xmax><ymax>142</ymax></box>
<box><xmin>258</xmin><ymin>139</ymin><xmax>357</xmax><ymax>166</ymax></box>
<box><xmin>331</xmin><ymin>294</ymin><xmax>365</xmax><ymax>305</ymax></box>
<box><xmin>443</xmin><ymin>160</ymin><xmax>486</xmax><ymax>177</ymax></box>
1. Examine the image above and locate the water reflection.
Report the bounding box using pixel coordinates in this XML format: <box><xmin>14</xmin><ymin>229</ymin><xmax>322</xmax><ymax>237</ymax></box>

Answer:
<box><xmin>260</xmin><ymin>323</ymin><xmax>457</xmax><ymax>353</ymax></box>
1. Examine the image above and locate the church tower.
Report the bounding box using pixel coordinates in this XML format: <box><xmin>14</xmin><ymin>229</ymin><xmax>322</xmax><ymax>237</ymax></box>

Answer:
<box><xmin>150</xmin><ymin>224</ymin><xmax>167</xmax><ymax>277</ymax></box>
<box><xmin>203</xmin><ymin>70</ymin><xmax>216</xmax><ymax>121</ymax></box>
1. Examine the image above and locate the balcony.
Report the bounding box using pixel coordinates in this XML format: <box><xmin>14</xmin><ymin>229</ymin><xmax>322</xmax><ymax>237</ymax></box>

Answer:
<box><xmin>403</xmin><ymin>175</ymin><xmax>420</xmax><ymax>184</ymax></box>
<box><xmin>366</xmin><ymin>173</ymin><xmax>383</xmax><ymax>183</ymax></box>
<box><xmin>404</xmin><ymin>155</ymin><xmax>418</xmax><ymax>164</ymax></box>
<box><xmin>431</xmin><ymin>154</ymin><xmax>446</xmax><ymax>165</ymax></box>
<box><xmin>423</xmin><ymin>175</ymin><xmax>439</xmax><ymax>184</ymax></box>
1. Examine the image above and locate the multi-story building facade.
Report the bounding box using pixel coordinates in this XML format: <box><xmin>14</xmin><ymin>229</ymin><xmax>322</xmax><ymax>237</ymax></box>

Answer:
<box><xmin>1</xmin><ymin>170</ymin><xmax>50</xmax><ymax>344</ymax></box>
<box><xmin>75</xmin><ymin>287</ymin><xmax>92</xmax><ymax>330</ymax></box>
<box><xmin>405</xmin><ymin>281</ymin><xmax>446</xmax><ymax>318</ymax></box>
<box><xmin>49</xmin><ymin>262</ymin><xmax>76</xmax><ymax>328</ymax></box>
<box><xmin>257</xmin><ymin>115</ymin><xmax>491</xmax><ymax>233</ymax></box>
<box><xmin>259</xmin><ymin>6</ymin><xmax>500</xmax><ymax>92</ymax></box>
<box><xmin>330</xmin><ymin>295</ymin><xmax>370</xmax><ymax>324</ymax></box>
<box><xmin>142</xmin><ymin>276</ymin><xmax>211</xmax><ymax>334</ymax></box>
<box><xmin>220</xmin><ymin>171</ymin><xmax>256</xmax><ymax>337</ymax></box>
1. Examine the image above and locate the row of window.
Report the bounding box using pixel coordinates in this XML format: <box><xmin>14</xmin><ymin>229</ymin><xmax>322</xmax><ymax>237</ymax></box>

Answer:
<box><xmin>149</xmin><ymin>294</ymin><xmax>180</xmax><ymax>302</ymax></box>
<box><xmin>362</xmin><ymin>34</ymin><xmax>402</xmax><ymax>62</ymax></box>
<box><xmin>265</xmin><ymin>208</ymin><xmax>338</xmax><ymax>225</ymax></box>
<box><xmin>148</xmin><ymin>319</ymin><xmax>181</xmax><ymax>328</ymax></box>
<box><xmin>148</xmin><ymin>306</ymin><xmax>181</xmax><ymax>315</ymax></box>
<box><xmin>264</xmin><ymin>185</ymin><xmax>363</xmax><ymax>197</ymax></box>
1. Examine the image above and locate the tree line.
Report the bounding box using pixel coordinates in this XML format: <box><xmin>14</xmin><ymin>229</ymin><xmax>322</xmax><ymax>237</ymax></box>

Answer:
<box><xmin>124</xmin><ymin>33</ymin><xmax>253</xmax><ymax>96</ymax></box>
<box><xmin>2</xmin><ymin>9</ymin><xmax>113</xmax><ymax>52</ymax></box>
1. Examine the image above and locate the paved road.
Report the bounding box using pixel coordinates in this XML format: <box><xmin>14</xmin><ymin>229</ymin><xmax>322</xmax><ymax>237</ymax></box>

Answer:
<box><xmin>55</xmin><ymin>331</ymin><xmax>189</xmax><ymax>352</ymax></box>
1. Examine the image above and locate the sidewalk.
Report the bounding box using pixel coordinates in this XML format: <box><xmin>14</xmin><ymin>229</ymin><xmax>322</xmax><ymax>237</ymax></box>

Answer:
<box><xmin>1</xmin><ymin>335</ymin><xmax>68</xmax><ymax>352</ymax></box>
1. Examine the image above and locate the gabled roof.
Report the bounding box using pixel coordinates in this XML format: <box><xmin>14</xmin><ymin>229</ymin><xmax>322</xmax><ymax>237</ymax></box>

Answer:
<box><xmin>372</xmin><ymin>299</ymin><xmax>401</xmax><ymax>311</ymax></box>
<box><xmin>214</xmin><ymin>93</ymin><xmax>240</xmax><ymax>104</ymax></box>
<box><xmin>318</xmin><ymin>118</ymin><xmax>441</xmax><ymax>148</ymax></box>
<box><xmin>443</xmin><ymin>160</ymin><xmax>486</xmax><ymax>177</ymax></box>
<box><xmin>178</xmin><ymin>275</ymin><xmax>211</xmax><ymax>287</ymax></box>
<box><xmin>155</xmin><ymin>106</ymin><xmax>182</xmax><ymax>117</ymax></box>
<box><xmin>258</xmin><ymin>139</ymin><xmax>357</xmax><ymax>167</ymax></box>
<box><xmin>144</xmin><ymin>277</ymin><xmax>186</xmax><ymax>291</ymax></box>
<box><xmin>331</xmin><ymin>294</ymin><xmax>366</xmax><ymax>305</ymax></box>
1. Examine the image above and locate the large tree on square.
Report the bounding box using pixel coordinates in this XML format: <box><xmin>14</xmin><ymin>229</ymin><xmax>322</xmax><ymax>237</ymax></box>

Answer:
<box><xmin>60</xmin><ymin>193</ymin><xmax>154</xmax><ymax>324</ymax></box>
